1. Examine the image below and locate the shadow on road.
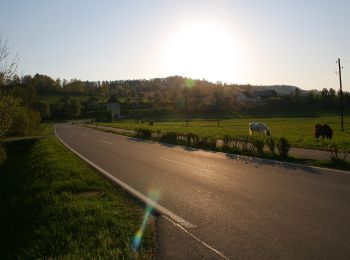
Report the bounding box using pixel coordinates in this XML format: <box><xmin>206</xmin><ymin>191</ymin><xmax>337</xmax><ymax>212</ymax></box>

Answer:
<box><xmin>224</xmin><ymin>153</ymin><xmax>321</xmax><ymax>175</ymax></box>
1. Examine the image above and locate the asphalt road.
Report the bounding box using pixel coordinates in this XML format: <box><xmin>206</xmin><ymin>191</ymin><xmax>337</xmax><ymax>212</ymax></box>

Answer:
<box><xmin>55</xmin><ymin>124</ymin><xmax>350</xmax><ymax>259</ymax></box>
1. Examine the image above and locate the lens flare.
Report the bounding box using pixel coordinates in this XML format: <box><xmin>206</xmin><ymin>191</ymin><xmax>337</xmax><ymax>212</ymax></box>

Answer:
<box><xmin>185</xmin><ymin>78</ymin><xmax>195</xmax><ymax>88</ymax></box>
<box><xmin>132</xmin><ymin>190</ymin><xmax>160</xmax><ymax>251</ymax></box>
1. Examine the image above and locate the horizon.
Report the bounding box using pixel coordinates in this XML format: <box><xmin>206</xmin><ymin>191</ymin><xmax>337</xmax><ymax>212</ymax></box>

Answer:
<box><xmin>1</xmin><ymin>0</ymin><xmax>349</xmax><ymax>91</ymax></box>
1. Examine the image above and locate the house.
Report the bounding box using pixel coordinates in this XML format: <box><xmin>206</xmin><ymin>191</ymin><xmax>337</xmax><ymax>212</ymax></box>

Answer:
<box><xmin>253</xmin><ymin>90</ymin><xmax>278</xmax><ymax>101</ymax></box>
<box><xmin>106</xmin><ymin>95</ymin><xmax>121</xmax><ymax>120</ymax></box>
<box><xmin>236</xmin><ymin>91</ymin><xmax>256</xmax><ymax>105</ymax></box>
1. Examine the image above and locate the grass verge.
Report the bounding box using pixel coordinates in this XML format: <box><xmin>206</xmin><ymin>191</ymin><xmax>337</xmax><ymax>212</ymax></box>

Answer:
<box><xmin>0</xmin><ymin>137</ymin><xmax>155</xmax><ymax>259</ymax></box>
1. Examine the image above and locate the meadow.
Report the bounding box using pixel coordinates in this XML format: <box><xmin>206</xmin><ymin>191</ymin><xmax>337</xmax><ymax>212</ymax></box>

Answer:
<box><xmin>98</xmin><ymin>115</ymin><xmax>350</xmax><ymax>150</ymax></box>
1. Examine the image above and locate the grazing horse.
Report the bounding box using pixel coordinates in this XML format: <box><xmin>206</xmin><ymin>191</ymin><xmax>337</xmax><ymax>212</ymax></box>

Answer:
<box><xmin>249</xmin><ymin>122</ymin><xmax>271</xmax><ymax>136</ymax></box>
<box><xmin>314</xmin><ymin>124</ymin><xmax>333</xmax><ymax>139</ymax></box>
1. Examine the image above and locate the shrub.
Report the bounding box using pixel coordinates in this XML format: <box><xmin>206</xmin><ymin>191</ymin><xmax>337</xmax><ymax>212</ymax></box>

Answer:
<box><xmin>186</xmin><ymin>133</ymin><xmax>200</xmax><ymax>147</ymax></box>
<box><xmin>7</xmin><ymin>107</ymin><xmax>41</xmax><ymax>136</ymax></box>
<box><xmin>135</xmin><ymin>128</ymin><xmax>152</xmax><ymax>139</ymax></box>
<box><xmin>33</xmin><ymin>100</ymin><xmax>51</xmax><ymax>119</ymax></box>
<box><xmin>327</xmin><ymin>143</ymin><xmax>349</xmax><ymax>162</ymax></box>
<box><xmin>252</xmin><ymin>138</ymin><xmax>264</xmax><ymax>154</ymax></box>
<box><xmin>266</xmin><ymin>137</ymin><xmax>276</xmax><ymax>155</ymax></box>
<box><xmin>160</xmin><ymin>132</ymin><xmax>178</xmax><ymax>144</ymax></box>
<box><xmin>223</xmin><ymin>135</ymin><xmax>232</xmax><ymax>150</ymax></box>
<box><xmin>176</xmin><ymin>133</ymin><xmax>187</xmax><ymax>145</ymax></box>
<box><xmin>198</xmin><ymin>136</ymin><xmax>217</xmax><ymax>150</ymax></box>
<box><xmin>277</xmin><ymin>137</ymin><xmax>290</xmax><ymax>158</ymax></box>
<box><xmin>65</xmin><ymin>98</ymin><xmax>81</xmax><ymax>118</ymax></box>
<box><xmin>0</xmin><ymin>96</ymin><xmax>21</xmax><ymax>137</ymax></box>
<box><xmin>239</xmin><ymin>136</ymin><xmax>250</xmax><ymax>153</ymax></box>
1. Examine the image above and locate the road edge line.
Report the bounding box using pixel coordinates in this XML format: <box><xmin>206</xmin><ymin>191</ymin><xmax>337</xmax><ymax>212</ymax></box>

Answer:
<box><xmin>54</xmin><ymin>124</ymin><xmax>196</xmax><ymax>228</ymax></box>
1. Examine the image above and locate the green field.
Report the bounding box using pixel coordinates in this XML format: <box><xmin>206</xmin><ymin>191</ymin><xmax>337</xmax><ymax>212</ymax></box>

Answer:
<box><xmin>99</xmin><ymin>115</ymin><xmax>350</xmax><ymax>150</ymax></box>
<box><xmin>0</xmin><ymin>137</ymin><xmax>155</xmax><ymax>259</ymax></box>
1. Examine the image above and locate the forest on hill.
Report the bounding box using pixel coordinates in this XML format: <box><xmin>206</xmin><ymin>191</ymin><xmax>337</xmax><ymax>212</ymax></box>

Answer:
<box><xmin>1</xmin><ymin>73</ymin><xmax>349</xmax><ymax>121</ymax></box>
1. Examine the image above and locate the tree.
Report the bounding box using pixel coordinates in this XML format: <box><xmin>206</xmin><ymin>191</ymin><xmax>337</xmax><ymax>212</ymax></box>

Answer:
<box><xmin>0</xmin><ymin>33</ymin><xmax>18</xmax><ymax>87</ymax></box>
<box><xmin>10</xmin><ymin>85</ymin><xmax>37</xmax><ymax>107</ymax></box>
<box><xmin>65</xmin><ymin>98</ymin><xmax>81</xmax><ymax>118</ymax></box>
<box><xmin>33</xmin><ymin>100</ymin><xmax>51</xmax><ymax>119</ymax></box>
<box><xmin>7</xmin><ymin>107</ymin><xmax>40</xmax><ymax>136</ymax></box>
<box><xmin>0</xmin><ymin>96</ymin><xmax>20</xmax><ymax>137</ymax></box>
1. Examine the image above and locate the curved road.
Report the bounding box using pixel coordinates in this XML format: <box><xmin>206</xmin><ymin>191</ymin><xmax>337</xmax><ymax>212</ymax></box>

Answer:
<box><xmin>56</xmin><ymin>124</ymin><xmax>350</xmax><ymax>259</ymax></box>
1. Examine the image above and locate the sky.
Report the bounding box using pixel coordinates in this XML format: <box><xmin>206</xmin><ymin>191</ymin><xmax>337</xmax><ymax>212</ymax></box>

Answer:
<box><xmin>1</xmin><ymin>0</ymin><xmax>349</xmax><ymax>91</ymax></box>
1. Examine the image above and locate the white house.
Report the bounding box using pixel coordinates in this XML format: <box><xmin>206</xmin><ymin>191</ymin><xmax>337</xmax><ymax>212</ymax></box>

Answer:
<box><xmin>253</xmin><ymin>90</ymin><xmax>278</xmax><ymax>102</ymax></box>
<box><xmin>236</xmin><ymin>91</ymin><xmax>256</xmax><ymax>105</ymax></box>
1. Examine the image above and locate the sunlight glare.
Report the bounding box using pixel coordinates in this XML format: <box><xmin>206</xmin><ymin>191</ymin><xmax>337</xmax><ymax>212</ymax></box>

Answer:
<box><xmin>164</xmin><ymin>20</ymin><xmax>240</xmax><ymax>82</ymax></box>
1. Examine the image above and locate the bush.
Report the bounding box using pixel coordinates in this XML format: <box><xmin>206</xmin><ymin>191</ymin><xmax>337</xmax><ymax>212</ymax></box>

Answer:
<box><xmin>0</xmin><ymin>96</ymin><xmax>21</xmax><ymax>137</ymax></box>
<box><xmin>277</xmin><ymin>137</ymin><xmax>290</xmax><ymax>158</ymax></box>
<box><xmin>135</xmin><ymin>128</ymin><xmax>152</xmax><ymax>139</ymax></box>
<box><xmin>327</xmin><ymin>143</ymin><xmax>349</xmax><ymax>162</ymax></box>
<box><xmin>186</xmin><ymin>133</ymin><xmax>200</xmax><ymax>147</ymax></box>
<box><xmin>198</xmin><ymin>136</ymin><xmax>217</xmax><ymax>150</ymax></box>
<box><xmin>33</xmin><ymin>100</ymin><xmax>51</xmax><ymax>119</ymax></box>
<box><xmin>252</xmin><ymin>138</ymin><xmax>264</xmax><ymax>154</ymax></box>
<box><xmin>160</xmin><ymin>132</ymin><xmax>178</xmax><ymax>144</ymax></box>
<box><xmin>266</xmin><ymin>137</ymin><xmax>276</xmax><ymax>155</ymax></box>
<box><xmin>239</xmin><ymin>136</ymin><xmax>250</xmax><ymax>153</ymax></box>
<box><xmin>7</xmin><ymin>107</ymin><xmax>41</xmax><ymax>136</ymax></box>
<box><xmin>65</xmin><ymin>98</ymin><xmax>81</xmax><ymax>118</ymax></box>
<box><xmin>223</xmin><ymin>135</ymin><xmax>232</xmax><ymax>150</ymax></box>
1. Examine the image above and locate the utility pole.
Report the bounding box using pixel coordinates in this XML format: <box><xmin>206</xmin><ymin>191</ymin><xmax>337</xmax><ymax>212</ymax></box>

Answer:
<box><xmin>337</xmin><ymin>58</ymin><xmax>344</xmax><ymax>132</ymax></box>
<box><xmin>184</xmin><ymin>86</ymin><xmax>189</xmax><ymax>126</ymax></box>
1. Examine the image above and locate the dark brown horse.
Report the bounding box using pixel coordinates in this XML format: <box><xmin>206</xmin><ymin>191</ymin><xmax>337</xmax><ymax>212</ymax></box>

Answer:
<box><xmin>314</xmin><ymin>124</ymin><xmax>333</xmax><ymax>139</ymax></box>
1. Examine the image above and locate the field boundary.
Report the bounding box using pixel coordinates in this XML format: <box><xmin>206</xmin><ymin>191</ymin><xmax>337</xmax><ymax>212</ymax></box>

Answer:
<box><xmin>78</xmin><ymin>123</ymin><xmax>350</xmax><ymax>174</ymax></box>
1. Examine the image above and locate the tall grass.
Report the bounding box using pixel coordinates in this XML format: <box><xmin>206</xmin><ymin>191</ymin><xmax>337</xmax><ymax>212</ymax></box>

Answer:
<box><xmin>0</xmin><ymin>137</ymin><xmax>155</xmax><ymax>259</ymax></box>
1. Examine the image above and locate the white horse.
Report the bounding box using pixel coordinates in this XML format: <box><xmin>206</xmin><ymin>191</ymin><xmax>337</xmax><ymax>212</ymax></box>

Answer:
<box><xmin>249</xmin><ymin>122</ymin><xmax>271</xmax><ymax>136</ymax></box>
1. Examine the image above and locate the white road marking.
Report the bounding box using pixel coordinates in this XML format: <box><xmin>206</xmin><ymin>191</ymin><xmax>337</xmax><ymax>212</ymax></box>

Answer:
<box><xmin>160</xmin><ymin>157</ymin><xmax>214</xmax><ymax>173</ymax></box>
<box><xmin>54</xmin><ymin>125</ymin><xmax>195</xmax><ymax>229</ymax></box>
<box><xmin>163</xmin><ymin>216</ymin><xmax>229</xmax><ymax>259</ymax></box>
<box><xmin>101</xmin><ymin>140</ymin><xmax>113</xmax><ymax>145</ymax></box>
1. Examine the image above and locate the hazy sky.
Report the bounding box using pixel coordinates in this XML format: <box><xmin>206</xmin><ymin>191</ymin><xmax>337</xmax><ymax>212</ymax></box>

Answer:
<box><xmin>1</xmin><ymin>0</ymin><xmax>349</xmax><ymax>90</ymax></box>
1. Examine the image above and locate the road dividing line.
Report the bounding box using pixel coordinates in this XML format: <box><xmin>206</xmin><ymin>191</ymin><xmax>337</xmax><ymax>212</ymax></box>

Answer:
<box><xmin>54</xmin><ymin>125</ymin><xmax>195</xmax><ymax>229</ymax></box>
<box><xmin>101</xmin><ymin>140</ymin><xmax>113</xmax><ymax>145</ymax></box>
<box><xmin>160</xmin><ymin>157</ymin><xmax>214</xmax><ymax>173</ymax></box>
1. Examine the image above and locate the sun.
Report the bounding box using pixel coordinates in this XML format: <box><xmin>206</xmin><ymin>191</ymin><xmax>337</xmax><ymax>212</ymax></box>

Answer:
<box><xmin>164</xmin><ymin>20</ymin><xmax>240</xmax><ymax>82</ymax></box>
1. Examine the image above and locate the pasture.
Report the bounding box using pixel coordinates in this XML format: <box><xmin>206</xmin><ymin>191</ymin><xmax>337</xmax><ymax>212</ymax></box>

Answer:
<box><xmin>98</xmin><ymin>115</ymin><xmax>350</xmax><ymax>150</ymax></box>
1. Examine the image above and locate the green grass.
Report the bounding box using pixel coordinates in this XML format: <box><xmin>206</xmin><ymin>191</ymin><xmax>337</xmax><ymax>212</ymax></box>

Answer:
<box><xmin>34</xmin><ymin>122</ymin><xmax>54</xmax><ymax>136</ymax></box>
<box><xmin>0</xmin><ymin>137</ymin><xmax>155</xmax><ymax>259</ymax></box>
<box><xmin>98</xmin><ymin>115</ymin><xmax>350</xmax><ymax>150</ymax></box>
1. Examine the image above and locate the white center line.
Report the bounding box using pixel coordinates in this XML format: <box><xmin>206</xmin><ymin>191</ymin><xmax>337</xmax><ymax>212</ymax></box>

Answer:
<box><xmin>160</xmin><ymin>157</ymin><xmax>214</xmax><ymax>173</ymax></box>
<box><xmin>101</xmin><ymin>140</ymin><xmax>113</xmax><ymax>145</ymax></box>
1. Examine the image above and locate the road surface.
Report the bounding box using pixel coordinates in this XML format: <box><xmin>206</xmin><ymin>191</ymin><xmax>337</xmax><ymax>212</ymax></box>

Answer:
<box><xmin>55</xmin><ymin>124</ymin><xmax>350</xmax><ymax>259</ymax></box>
